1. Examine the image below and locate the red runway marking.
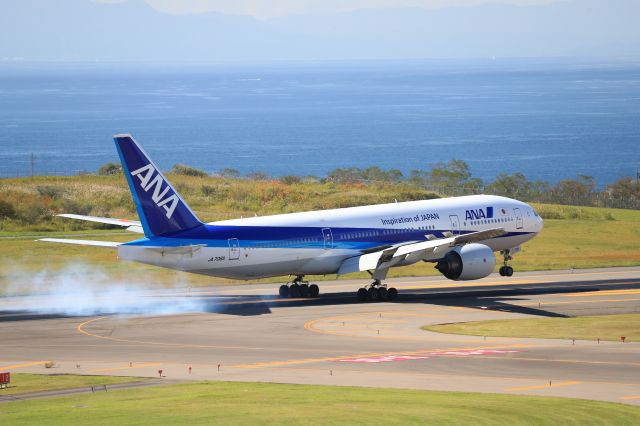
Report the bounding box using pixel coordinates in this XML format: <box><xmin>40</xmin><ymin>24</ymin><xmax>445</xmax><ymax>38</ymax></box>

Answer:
<box><xmin>337</xmin><ymin>349</ymin><xmax>519</xmax><ymax>363</ymax></box>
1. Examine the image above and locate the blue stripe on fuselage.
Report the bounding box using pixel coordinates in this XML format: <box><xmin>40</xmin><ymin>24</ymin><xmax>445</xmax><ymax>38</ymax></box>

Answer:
<box><xmin>121</xmin><ymin>224</ymin><xmax>533</xmax><ymax>249</ymax></box>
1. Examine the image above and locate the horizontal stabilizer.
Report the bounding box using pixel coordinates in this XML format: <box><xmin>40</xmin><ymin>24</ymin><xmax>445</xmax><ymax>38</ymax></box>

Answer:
<box><xmin>57</xmin><ymin>214</ymin><xmax>143</xmax><ymax>233</ymax></box>
<box><xmin>38</xmin><ymin>238</ymin><xmax>121</xmax><ymax>248</ymax></box>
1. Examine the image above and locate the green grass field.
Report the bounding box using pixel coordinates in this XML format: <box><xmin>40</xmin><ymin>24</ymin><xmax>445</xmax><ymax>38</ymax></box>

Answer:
<box><xmin>423</xmin><ymin>313</ymin><xmax>640</xmax><ymax>341</ymax></box>
<box><xmin>1</xmin><ymin>373</ymin><xmax>140</xmax><ymax>396</ymax></box>
<box><xmin>1</xmin><ymin>175</ymin><xmax>640</xmax><ymax>292</ymax></box>
<box><xmin>2</xmin><ymin>380</ymin><xmax>639</xmax><ymax>425</ymax></box>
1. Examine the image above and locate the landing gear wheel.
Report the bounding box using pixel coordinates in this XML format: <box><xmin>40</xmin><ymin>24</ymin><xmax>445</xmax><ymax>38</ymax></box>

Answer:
<box><xmin>357</xmin><ymin>288</ymin><xmax>368</xmax><ymax>302</ymax></box>
<box><xmin>299</xmin><ymin>283</ymin><xmax>310</xmax><ymax>298</ymax></box>
<box><xmin>290</xmin><ymin>283</ymin><xmax>301</xmax><ymax>298</ymax></box>
<box><xmin>279</xmin><ymin>284</ymin><xmax>290</xmax><ymax>298</ymax></box>
<box><xmin>368</xmin><ymin>287</ymin><xmax>380</xmax><ymax>301</ymax></box>
<box><xmin>309</xmin><ymin>284</ymin><xmax>319</xmax><ymax>298</ymax></box>
<box><xmin>500</xmin><ymin>250</ymin><xmax>515</xmax><ymax>277</ymax></box>
<box><xmin>378</xmin><ymin>287</ymin><xmax>388</xmax><ymax>300</ymax></box>
<box><xmin>387</xmin><ymin>287</ymin><xmax>398</xmax><ymax>301</ymax></box>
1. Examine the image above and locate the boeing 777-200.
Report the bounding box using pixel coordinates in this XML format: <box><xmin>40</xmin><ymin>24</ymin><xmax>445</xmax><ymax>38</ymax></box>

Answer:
<box><xmin>41</xmin><ymin>135</ymin><xmax>543</xmax><ymax>302</ymax></box>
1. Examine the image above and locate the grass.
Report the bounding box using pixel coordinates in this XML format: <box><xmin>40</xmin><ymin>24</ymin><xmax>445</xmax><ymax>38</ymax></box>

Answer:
<box><xmin>1</xmin><ymin>175</ymin><xmax>640</xmax><ymax>292</ymax></box>
<box><xmin>0</xmin><ymin>373</ymin><xmax>140</xmax><ymax>396</ymax></box>
<box><xmin>423</xmin><ymin>313</ymin><xmax>640</xmax><ymax>341</ymax></box>
<box><xmin>2</xmin><ymin>380</ymin><xmax>639</xmax><ymax>425</ymax></box>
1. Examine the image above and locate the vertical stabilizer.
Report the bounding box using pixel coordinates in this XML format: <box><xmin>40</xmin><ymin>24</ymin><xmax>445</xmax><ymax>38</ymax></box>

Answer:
<box><xmin>114</xmin><ymin>134</ymin><xmax>203</xmax><ymax>237</ymax></box>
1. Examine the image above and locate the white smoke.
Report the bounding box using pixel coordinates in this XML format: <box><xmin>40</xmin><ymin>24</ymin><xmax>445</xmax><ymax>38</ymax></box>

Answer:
<box><xmin>2</xmin><ymin>263</ymin><xmax>208</xmax><ymax>316</ymax></box>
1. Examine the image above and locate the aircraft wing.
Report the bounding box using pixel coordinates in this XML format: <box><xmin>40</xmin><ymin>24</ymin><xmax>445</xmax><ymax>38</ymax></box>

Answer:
<box><xmin>38</xmin><ymin>238</ymin><xmax>121</xmax><ymax>248</ymax></box>
<box><xmin>57</xmin><ymin>214</ymin><xmax>144</xmax><ymax>233</ymax></box>
<box><xmin>337</xmin><ymin>227</ymin><xmax>506</xmax><ymax>276</ymax></box>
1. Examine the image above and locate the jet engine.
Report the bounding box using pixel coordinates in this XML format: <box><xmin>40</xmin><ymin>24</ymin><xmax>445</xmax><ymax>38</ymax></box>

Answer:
<box><xmin>435</xmin><ymin>243</ymin><xmax>495</xmax><ymax>281</ymax></box>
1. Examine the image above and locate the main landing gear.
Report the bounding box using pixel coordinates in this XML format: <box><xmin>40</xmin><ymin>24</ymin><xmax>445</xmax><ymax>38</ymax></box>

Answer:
<box><xmin>499</xmin><ymin>249</ymin><xmax>514</xmax><ymax>277</ymax></box>
<box><xmin>279</xmin><ymin>275</ymin><xmax>319</xmax><ymax>299</ymax></box>
<box><xmin>356</xmin><ymin>280</ymin><xmax>398</xmax><ymax>302</ymax></box>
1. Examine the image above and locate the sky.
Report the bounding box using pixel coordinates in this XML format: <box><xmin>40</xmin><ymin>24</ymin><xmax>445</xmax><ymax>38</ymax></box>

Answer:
<box><xmin>140</xmin><ymin>0</ymin><xmax>558</xmax><ymax>19</ymax></box>
<box><xmin>1</xmin><ymin>0</ymin><xmax>638</xmax><ymax>61</ymax></box>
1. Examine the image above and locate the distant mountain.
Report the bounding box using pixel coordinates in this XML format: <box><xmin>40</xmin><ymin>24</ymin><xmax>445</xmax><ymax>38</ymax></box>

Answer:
<box><xmin>1</xmin><ymin>0</ymin><xmax>639</xmax><ymax>61</ymax></box>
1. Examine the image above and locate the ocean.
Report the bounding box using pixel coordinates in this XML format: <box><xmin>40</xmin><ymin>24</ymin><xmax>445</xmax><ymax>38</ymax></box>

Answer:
<box><xmin>1</xmin><ymin>58</ymin><xmax>639</xmax><ymax>185</ymax></box>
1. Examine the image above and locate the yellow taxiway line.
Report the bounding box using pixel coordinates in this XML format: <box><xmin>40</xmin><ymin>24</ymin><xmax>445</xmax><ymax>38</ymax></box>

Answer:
<box><xmin>76</xmin><ymin>317</ymin><xmax>266</xmax><ymax>351</ymax></box>
<box><xmin>0</xmin><ymin>361</ymin><xmax>50</xmax><ymax>370</ymax></box>
<box><xmin>563</xmin><ymin>289</ymin><xmax>640</xmax><ymax>297</ymax></box>
<box><xmin>507</xmin><ymin>381</ymin><xmax>582</xmax><ymax>391</ymax></box>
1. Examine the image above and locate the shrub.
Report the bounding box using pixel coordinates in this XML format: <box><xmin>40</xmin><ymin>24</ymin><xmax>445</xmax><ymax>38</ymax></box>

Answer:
<box><xmin>171</xmin><ymin>164</ymin><xmax>208</xmax><ymax>177</ymax></box>
<box><xmin>61</xmin><ymin>199</ymin><xmax>92</xmax><ymax>215</ymax></box>
<box><xmin>0</xmin><ymin>200</ymin><xmax>16</xmax><ymax>219</ymax></box>
<box><xmin>280</xmin><ymin>175</ymin><xmax>301</xmax><ymax>185</ymax></box>
<box><xmin>98</xmin><ymin>162</ymin><xmax>122</xmax><ymax>175</ymax></box>
<box><xmin>36</xmin><ymin>185</ymin><xmax>65</xmax><ymax>199</ymax></box>
<box><xmin>18</xmin><ymin>204</ymin><xmax>49</xmax><ymax>223</ymax></box>
<box><xmin>201</xmin><ymin>185</ymin><xmax>217</xmax><ymax>197</ymax></box>
<box><xmin>219</xmin><ymin>168</ymin><xmax>240</xmax><ymax>178</ymax></box>
<box><xmin>247</xmin><ymin>171</ymin><xmax>270</xmax><ymax>180</ymax></box>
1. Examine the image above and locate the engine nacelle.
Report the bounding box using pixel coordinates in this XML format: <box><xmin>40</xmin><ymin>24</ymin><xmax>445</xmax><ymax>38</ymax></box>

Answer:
<box><xmin>435</xmin><ymin>243</ymin><xmax>495</xmax><ymax>281</ymax></box>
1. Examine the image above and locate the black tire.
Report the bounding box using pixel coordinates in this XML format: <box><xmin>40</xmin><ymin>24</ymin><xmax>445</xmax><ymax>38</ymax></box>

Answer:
<box><xmin>505</xmin><ymin>266</ymin><xmax>514</xmax><ymax>277</ymax></box>
<box><xmin>387</xmin><ymin>287</ymin><xmax>398</xmax><ymax>301</ymax></box>
<box><xmin>499</xmin><ymin>266</ymin><xmax>506</xmax><ymax>276</ymax></box>
<box><xmin>378</xmin><ymin>287</ymin><xmax>388</xmax><ymax>300</ymax></box>
<box><xmin>279</xmin><ymin>285</ymin><xmax>290</xmax><ymax>298</ymax></box>
<box><xmin>356</xmin><ymin>288</ymin><xmax>368</xmax><ymax>302</ymax></box>
<box><xmin>309</xmin><ymin>284</ymin><xmax>319</xmax><ymax>298</ymax></box>
<box><xmin>368</xmin><ymin>287</ymin><xmax>380</xmax><ymax>301</ymax></box>
<box><xmin>290</xmin><ymin>283</ymin><xmax>301</xmax><ymax>298</ymax></box>
<box><xmin>299</xmin><ymin>284</ymin><xmax>310</xmax><ymax>297</ymax></box>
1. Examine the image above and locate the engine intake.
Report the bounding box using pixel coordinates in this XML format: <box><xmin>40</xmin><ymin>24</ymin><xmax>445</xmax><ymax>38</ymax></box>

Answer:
<box><xmin>435</xmin><ymin>243</ymin><xmax>495</xmax><ymax>281</ymax></box>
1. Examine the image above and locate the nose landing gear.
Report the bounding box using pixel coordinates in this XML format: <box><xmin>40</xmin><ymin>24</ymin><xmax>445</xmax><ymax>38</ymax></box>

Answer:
<box><xmin>279</xmin><ymin>276</ymin><xmax>320</xmax><ymax>298</ymax></box>
<box><xmin>356</xmin><ymin>280</ymin><xmax>398</xmax><ymax>302</ymax></box>
<box><xmin>499</xmin><ymin>250</ymin><xmax>514</xmax><ymax>277</ymax></box>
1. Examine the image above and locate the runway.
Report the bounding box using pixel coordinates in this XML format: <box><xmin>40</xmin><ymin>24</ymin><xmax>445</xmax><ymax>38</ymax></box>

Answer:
<box><xmin>2</xmin><ymin>266</ymin><xmax>640</xmax><ymax>405</ymax></box>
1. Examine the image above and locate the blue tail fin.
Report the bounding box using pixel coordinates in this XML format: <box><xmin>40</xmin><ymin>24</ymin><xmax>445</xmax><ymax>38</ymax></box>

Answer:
<box><xmin>114</xmin><ymin>134</ymin><xmax>203</xmax><ymax>237</ymax></box>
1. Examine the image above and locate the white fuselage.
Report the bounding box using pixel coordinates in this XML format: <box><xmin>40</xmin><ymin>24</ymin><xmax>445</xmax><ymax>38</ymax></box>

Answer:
<box><xmin>118</xmin><ymin>194</ymin><xmax>543</xmax><ymax>280</ymax></box>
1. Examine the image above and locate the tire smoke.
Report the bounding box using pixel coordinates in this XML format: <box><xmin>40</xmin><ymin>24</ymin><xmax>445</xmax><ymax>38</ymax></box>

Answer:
<box><xmin>3</xmin><ymin>263</ymin><xmax>207</xmax><ymax>316</ymax></box>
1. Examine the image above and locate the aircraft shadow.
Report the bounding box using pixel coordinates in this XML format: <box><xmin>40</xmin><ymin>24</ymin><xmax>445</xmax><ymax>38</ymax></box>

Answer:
<box><xmin>0</xmin><ymin>310</ymin><xmax>71</xmax><ymax>322</ymax></box>
<box><xmin>199</xmin><ymin>276</ymin><xmax>640</xmax><ymax>317</ymax></box>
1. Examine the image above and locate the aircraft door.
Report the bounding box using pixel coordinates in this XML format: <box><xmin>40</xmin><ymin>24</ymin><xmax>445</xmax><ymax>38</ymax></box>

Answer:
<box><xmin>514</xmin><ymin>208</ymin><xmax>523</xmax><ymax>229</ymax></box>
<box><xmin>228</xmin><ymin>238</ymin><xmax>240</xmax><ymax>260</ymax></box>
<box><xmin>322</xmin><ymin>228</ymin><xmax>333</xmax><ymax>249</ymax></box>
<box><xmin>449</xmin><ymin>215</ymin><xmax>460</xmax><ymax>235</ymax></box>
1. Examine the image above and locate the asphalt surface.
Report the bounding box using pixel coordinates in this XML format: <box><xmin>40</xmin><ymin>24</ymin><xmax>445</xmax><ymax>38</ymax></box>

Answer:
<box><xmin>2</xmin><ymin>266</ymin><xmax>640</xmax><ymax>405</ymax></box>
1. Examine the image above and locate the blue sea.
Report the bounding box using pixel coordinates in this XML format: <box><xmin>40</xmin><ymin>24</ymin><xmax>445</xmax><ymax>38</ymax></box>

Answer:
<box><xmin>1</xmin><ymin>59</ymin><xmax>639</xmax><ymax>185</ymax></box>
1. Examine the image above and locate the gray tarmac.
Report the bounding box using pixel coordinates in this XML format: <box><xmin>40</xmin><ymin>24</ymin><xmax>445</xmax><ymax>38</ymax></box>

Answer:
<box><xmin>2</xmin><ymin>266</ymin><xmax>640</xmax><ymax>405</ymax></box>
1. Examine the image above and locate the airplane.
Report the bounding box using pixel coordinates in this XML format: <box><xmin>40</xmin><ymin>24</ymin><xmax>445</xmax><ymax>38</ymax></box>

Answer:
<box><xmin>40</xmin><ymin>134</ymin><xmax>543</xmax><ymax>302</ymax></box>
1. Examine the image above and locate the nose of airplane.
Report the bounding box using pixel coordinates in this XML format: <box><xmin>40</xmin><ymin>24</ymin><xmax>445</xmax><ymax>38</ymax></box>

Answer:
<box><xmin>533</xmin><ymin>210</ymin><xmax>544</xmax><ymax>233</ymax></box>
<box><xmin>525</xmin><ymin>204</ymin><xmax>543</xmax><ymax>233</ymax></box>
